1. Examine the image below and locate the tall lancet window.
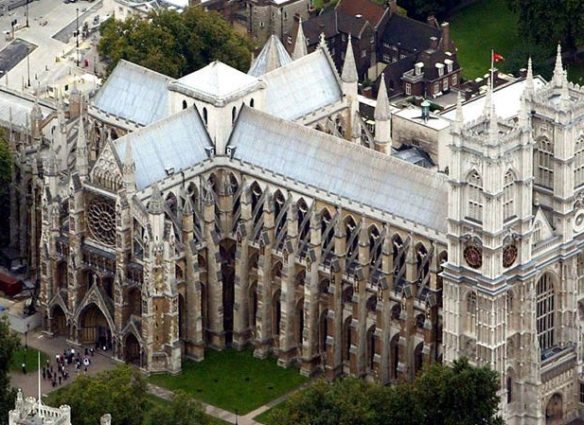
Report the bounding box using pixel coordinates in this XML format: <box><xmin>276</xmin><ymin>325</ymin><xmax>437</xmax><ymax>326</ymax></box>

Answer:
<box><xmin>536</xmin><ymin>272</ymin><xmax>555</xmax><ymax>352</ymax></box>
<box><xmin>503</xmin><ymin>171</ymin><xmax>515</xmax><ymax>220</ymax></box>
<box><xmin>535</xmin><ymin>137</ymin><xmax>554</xmax><ymax>189</ymax></box>
<box><xmin>467</xmin><ymin>171</ymin><xmax>483</xmax><ymax>223</ymax></box>
<box><xmin>575</xmin><ymin>136</ymin><xmax>584</xmax><ymax>188</ymax></box>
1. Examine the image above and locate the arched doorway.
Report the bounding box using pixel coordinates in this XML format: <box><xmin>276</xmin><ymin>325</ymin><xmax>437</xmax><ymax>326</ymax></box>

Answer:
<box><xmin>124</xmin><ymin>333</ymin><xmax>141</xmax><ymax>366</ymax></box>
<box><xmin>546</xmin><ymin>393</ymin><xmax>563</xmax><ymax>425</ymax></box>
<box><xmin>52</xmin><ymin>305</ymin><xmax>67</xmax><ymax>336</ymax></box>
<box><xmin>79</xmin><ymin>304</ymin><xmax>112</xmax><ymax>349</ymax></box>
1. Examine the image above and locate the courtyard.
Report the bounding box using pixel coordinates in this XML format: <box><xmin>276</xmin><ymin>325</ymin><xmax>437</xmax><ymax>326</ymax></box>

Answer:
<box><xmin>148</xmin><ymin>349</ymin><xmax>309</xmax><ymax>415</ymax></box>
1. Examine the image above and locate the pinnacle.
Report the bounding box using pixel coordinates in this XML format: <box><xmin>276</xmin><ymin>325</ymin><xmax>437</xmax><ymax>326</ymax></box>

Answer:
<box><xmin>292</xmin><ymin>18</ymin><xmax>307</xmax><ymax>60</ymax></box>
<box><xmin>374</xmin><ymin>75</ymin><xmax>391</xmax><ymax>121</ymax></box>
<box><xmin>341</xmin><ymin>40</ymin><xmax>358</xmax><ymax>83</ymax></box>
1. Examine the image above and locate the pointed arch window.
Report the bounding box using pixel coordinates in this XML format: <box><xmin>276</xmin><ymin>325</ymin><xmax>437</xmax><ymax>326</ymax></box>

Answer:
<box><xmin>575</xmin><ymin>136</ymin><xmax>584</xmax><ymax>188</ymax></box>
<box><xmin>503</xmin><ymin>170</ymin><xmax>515</xmax><ymax>220</ymax></box>
<box><xmin>466</xmin><ymin>171</ymin><xmax>483</xmax><ymax>223</ymax></box>
<box><xmin>536</xmin><ymin>273</ymin><xmax>555</xmax><ymax>352</ymax></box>
<box><xmin>535</xmin><ymin>137</ymin><xmax>554</xmax><ymax>189</ymax></box>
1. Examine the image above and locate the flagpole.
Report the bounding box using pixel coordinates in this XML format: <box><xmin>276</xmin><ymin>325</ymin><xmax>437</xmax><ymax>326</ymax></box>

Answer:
<box><xmin>490</xmin><ymin>49</ymin><xmax>494</xmax><ymax>92</ymax></box>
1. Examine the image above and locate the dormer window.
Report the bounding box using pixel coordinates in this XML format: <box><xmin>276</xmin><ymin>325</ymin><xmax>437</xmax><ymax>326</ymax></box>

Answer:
<box><xmin>444</xmin><ymin>59</ymin><xmax>453</xmax><ymax>73</ymax></box>
<box><xmin>436</xmin><ymin>63</ymin><xmax>445</xmax><ymax>77</ymax></box>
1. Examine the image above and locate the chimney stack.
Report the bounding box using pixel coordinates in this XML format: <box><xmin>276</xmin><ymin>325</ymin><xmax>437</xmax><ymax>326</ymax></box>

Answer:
<box><xmin>441</xmin><ymin>22</ymin><xmax>450</xmax><ymax>51</ymax></box>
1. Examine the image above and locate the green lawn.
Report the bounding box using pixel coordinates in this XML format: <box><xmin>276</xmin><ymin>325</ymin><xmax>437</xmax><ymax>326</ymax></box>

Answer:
<box><xmin>10</xmin><ymin>347</ymin><xmax>49</xmax><ymax>373</ymax></box>
<box><xmin>148</xmin><ymin>349</ymin><xmax>308</xmax><ymax>415</ymax></box>
<box><xmin>450</xmin><ymin>0</ymin><xmax>520</xmax><ymax>79</ymax></box>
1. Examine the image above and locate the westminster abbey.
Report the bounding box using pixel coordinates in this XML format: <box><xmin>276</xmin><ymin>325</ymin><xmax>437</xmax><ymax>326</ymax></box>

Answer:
<box><xmin>4</xmin><ymin>24</ymin><xmax>584</xmax><ymax>423</ymax></box>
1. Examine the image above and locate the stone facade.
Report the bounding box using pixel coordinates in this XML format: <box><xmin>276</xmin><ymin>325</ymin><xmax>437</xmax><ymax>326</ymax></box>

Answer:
<box><xmin>6</xmin><ymin>33</ymin><xmax>584</xmax><ymax>424</ymax></box>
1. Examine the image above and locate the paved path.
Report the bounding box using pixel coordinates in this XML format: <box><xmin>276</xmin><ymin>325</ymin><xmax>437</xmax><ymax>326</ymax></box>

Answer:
<box><xmin>11</xmin><ymin>330</ymin><xmax>309</xmax><ymax>425</ymax></box>
<box><xmin>9</xmin><ymin>330</ymin><xmax>118</xmax><ymax>399</ymax></box>
<box><xmin>147</xmin><ymin>378</ymin><xmax>315</xmax><ymax>425</ymax></box>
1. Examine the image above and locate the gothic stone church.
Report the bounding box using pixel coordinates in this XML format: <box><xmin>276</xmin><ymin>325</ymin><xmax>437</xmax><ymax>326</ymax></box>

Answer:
<box><xmin>5</xmin><ymin>26</ymin><xmax>584</xmax><ymax>423</ymax></box>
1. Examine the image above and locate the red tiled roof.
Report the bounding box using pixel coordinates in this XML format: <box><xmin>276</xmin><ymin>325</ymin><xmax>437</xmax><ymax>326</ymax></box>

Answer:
<box><xmin>336</xmin><ymin>0</ymin><xmax>387</xmax><ymax>29</ymax></box>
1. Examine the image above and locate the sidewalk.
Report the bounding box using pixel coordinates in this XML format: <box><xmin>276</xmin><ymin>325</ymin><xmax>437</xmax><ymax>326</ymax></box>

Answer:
<box><xmin>147</xmin><ymin>379</ymin><xmax>315</xmax><ymax>425</ymax></box>
<box><xmin>9</xmin><ymin>330</ymin><xmax>118</xmax><ymax>399</ymax></box>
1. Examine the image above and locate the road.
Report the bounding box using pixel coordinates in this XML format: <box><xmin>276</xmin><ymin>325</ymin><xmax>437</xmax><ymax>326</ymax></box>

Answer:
<box><xmin>0</xmin><ymin>0</ymin><xmax>114</xmax><ymax>92</ymax></box>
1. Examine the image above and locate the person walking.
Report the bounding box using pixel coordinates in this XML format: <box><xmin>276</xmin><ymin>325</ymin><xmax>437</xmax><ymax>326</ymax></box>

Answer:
<box><xmin>21</xmin><ymin>363</ymin><xmax>26</xmax><ymax>374</ymax></box>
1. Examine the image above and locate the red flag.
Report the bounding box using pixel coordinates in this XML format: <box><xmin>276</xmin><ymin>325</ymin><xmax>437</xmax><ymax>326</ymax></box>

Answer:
<box><xmin>492</xmin><ymin>52</ymin><xmax>505</xmax><ymax>62</ymax></box>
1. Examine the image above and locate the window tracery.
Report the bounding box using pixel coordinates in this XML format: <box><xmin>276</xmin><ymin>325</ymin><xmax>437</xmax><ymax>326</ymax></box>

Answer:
<box><xmin>87</xmin><ymin>198</ymin><xmax>116</xmax><ymax>247</ymax></box>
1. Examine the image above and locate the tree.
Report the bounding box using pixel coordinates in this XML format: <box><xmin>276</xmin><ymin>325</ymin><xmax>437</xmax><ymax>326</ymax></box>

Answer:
<box><xmin>505</xmin><ymin>0</ymin><xmax>584</xmax><ymax>52</ymax></box>
<box><xmin>499</xmin><ymin>42</ymin><xmax>554</xmax><ymax>80</ymax></box>
<box><xmin>0</xmin><ymin>129</ymin><xmax>12</xmax><ymax>247</ymax></box>
<box><xmin>98</xmin><ymin>8</ymin><xmax>253</xmax><ymax>78</ymax></box>
<box><xmin>50</xmin><ymin>364</ymin><xmax>148</xmax><ymax>425</ymax></box>
<box><xmin>267</xmin><ymin>359</ymin><xmax>501</xmax><ymax>425</ymax></box>
<box><xmin>399</xmin><ymin>0</ymin><xmax>461</xmax><ymax>20</ymax></box>
<box><xmin>0</xmin><ymin>316</ymin><xmax>20</xmax><ymax>425</ymax></box>
<box><xmin>148</xmin><ymin>391</ymin><xmax>209</xmax><ymax>425</ymax></box>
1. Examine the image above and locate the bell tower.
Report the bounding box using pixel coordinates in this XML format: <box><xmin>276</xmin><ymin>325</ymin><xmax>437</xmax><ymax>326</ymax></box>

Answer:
<box><xmin>443</xmin><ymin>82</ymin><xmax>537</xmax><ymax>422</ymax></box>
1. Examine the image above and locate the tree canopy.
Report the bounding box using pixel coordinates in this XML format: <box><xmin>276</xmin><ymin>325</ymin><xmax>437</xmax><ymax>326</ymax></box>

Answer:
<box><xmin>267</xmin><ymin>358</ymin><xmax>502</xmax><ymax>425</ymax></box>
<box><xmin>0</xmin><ymin>316</ymin><xmax>20</xmax><ymax>425</ymax></box>
<box><xmin>50</xmin><ymin>364</ymin><xmax>149</xmax><ymax>425</ymax></box>
<box><xmin>505</xmin><ymin>0</ymin><xmax>584</xmax><ymax>51</ymax></box>
<box><xmin>98</xmin><ymin>7</ymin><xmax>253</xmax><ymax>78</ymax></box>
<box><xmin>148</xmin><ymin>391</ymin><xmax>209</xmax><ymax>425</ymax></box>
<box><xmin>399</xmin><ymin>0</ymin><xmax>461</xmax><ymax>20</ymax></box>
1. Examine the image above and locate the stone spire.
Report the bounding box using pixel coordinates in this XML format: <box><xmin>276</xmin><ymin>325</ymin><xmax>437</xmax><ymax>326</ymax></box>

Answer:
<box><xmin>453</xmin><ymin>90</ymin><xmax>464</xmax><ymax>135</ymax></box>
<box><xmin>30</xmin><ymin>96</ymin><xmax>43</xmax><ymax>140</ymax></box>
<box><xmin>525</xmin><ymin>57</ymin><xmax>534</xmax><ymax>91</ymax></box>
<box><xmin>183</xmin><ymin>195</ymin><xmax>194</xmax><ymax>215</ymax></box>
<box><xmin>148</xmin><ymin>183</ymin><xmax>164</xmax><ymax>214</ymax></box>
<box><xmin>292</xmin><ymin>18</ymin><xmax>307</xmax><ymax>60</ymax></box>
<box><xmin>553</xmin><ymin>43</ymin><xmax>564</xmax><ymax>87</ymax></box>
<box><xmin>482</xmin><ymin>80</ymin><xmax>492</xmax><ymax>119</ymax></box>
<box><xmin>319</xmin><ymin>32</ymin><xmax>328</xmax><ymax>50</ymax></box>
<box><xmin>265</xmin><ymin>36</ymin><xmax>281</xmax><ymax>73</ymax></box>
<box><xmin>341</xmin><ymin>40</ymin><xmax>358</xmax><ymax>83</ymax></box>
<box><xmin>123</xmin><ymin>140</ymin><xmax>136</xmax><ymax>194</ymax></box>
<box><xmin>374</xmin><ymin>76</ymin><xmax>391</xmax><ymax>121</ymax></box>
<box><xmin>351</xmin><ymin>111</ymin><xmax>361</xmax><ymax>144</ymax></box>
<box><xmin>75</xmin><ymin>116</ymin><xmax>88</xmax><ymax>177</ymax></box>
<box><xmin>374</xmin><ymin>76</ymin><xmax>391</xmax><ymax>153</ymax></box>
<box><xmin>518</xmin><ymin>94</ymin><xmax>529</xmax><ymax>129</ymax></box>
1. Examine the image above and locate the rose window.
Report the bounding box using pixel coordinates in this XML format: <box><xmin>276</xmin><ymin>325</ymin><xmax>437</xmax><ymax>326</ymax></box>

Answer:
<box><xmin>87</xmin><ymin>199</ymin><xmax>116</xmax><ymax>247</ymax></box>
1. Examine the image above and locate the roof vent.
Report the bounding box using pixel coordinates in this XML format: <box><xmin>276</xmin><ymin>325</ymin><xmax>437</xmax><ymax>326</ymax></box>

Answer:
<box><xmin>355</xmin><ymin>14</ymin><xmax>362</xmax><ymax>19</ymax></box>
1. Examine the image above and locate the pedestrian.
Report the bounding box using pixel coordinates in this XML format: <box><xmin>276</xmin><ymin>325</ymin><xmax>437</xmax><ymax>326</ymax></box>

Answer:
<box><xmin>52</xmin><ymin>379</ymin><xmax>56</xmax><ymax>388</ymax></box>
<box><xmin>45</xmin><ymin>359</ymin><xmax>50</xmax><ymax>368</ymax></box>
<box><xmin>58</xmin><ymin>376</ymin><xmax>62</xmax><ymax>385</ymax></box>
<box><xmin>85</xmin><ymin>348</ymin><xmax>89</xmax><ymax>356</ymax></box>
<box><xmin>84</xmin><ymin>366</ymin><xmax>88</xmax><ymax>373</ymax></box>
<box><xmin>55</xmin><ymin>354</ymin><xmax>60</xmax><ymax>364</ymax></box>
<box><xmin>90</xmin><ymin>348</ymin><xmax>94</xmax><ymax>357</ymax></box>
<box><xmin>42</xmin><ymin>368</ymin><xmax>46</xmax><ymax>380</ymax></box>
<box><xmin>21</xmin><ymin>363</ymin><xmax>26</xmax><ymax>374</ymax></box>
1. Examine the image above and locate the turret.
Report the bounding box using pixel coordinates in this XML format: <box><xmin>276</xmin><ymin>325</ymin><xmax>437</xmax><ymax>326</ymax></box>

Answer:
<box><xmin>292</xmin><ymin>18</ymin><xmax>307</xmax><ymax>60</ymax></box>
<box><xmin>374</xmin><ymin>76</ymin><xmax>391</xmax><ymax>153</ymax></box>
<box><xmin>123</xmin><ymin>140</ymin><xmax>136</xmax><ymax>195</ymax></box>
<box><xmin>75</xmin><ymin>115</ymin><xmax>88</xmax><ymax>178</ymax></box>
